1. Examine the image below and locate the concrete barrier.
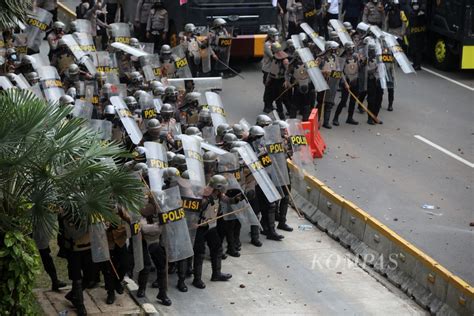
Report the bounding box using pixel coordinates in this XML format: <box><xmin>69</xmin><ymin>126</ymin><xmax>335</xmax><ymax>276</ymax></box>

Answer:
<box><xmin>288</xmin><ymin>160</ymin><xmax>473</xmax><ymax>315</ymax></box>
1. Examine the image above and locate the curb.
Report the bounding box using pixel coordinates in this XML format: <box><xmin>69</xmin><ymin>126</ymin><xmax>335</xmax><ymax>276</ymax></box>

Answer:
<box><xmin>124</xmin><ymin>277</ymin><xmax>160</xmax><ymax>316</ymax></box>
<box><xmin>288</xmin><ymin>160</ymin><xmax>473</xmax><ymax>315</ymax></box>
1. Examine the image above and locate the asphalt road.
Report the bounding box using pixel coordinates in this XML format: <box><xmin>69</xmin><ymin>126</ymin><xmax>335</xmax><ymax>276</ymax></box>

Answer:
<box><xmin>220</xmin><ymin>60</ymin><xmax>474</xmax><ymax>286</ymax></box>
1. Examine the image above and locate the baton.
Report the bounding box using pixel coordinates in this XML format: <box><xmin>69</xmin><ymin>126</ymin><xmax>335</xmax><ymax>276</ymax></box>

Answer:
<box><xmin>342</xmin><ymin>77</ymin><xmax>379</xmax><ymax>124</ymax></box>
<box><xmin>273</xmin><ymin>81</ymin><xmax>298</xmax><ymax>103</ymax></box>
<box><xmin>215</xmin><ymin>57</ymin><xmax>245</xmax><ymax>80</ymax></box>
<box><xmin>196</xmin><ymin>205</ymin><xmax>249</xmax><ymax>227</ymax></box>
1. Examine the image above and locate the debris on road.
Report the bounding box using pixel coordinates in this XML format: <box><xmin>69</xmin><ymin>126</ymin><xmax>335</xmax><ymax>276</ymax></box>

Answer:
<box><xmin>422</xmin><ymin>204</ymin><xmax>435</xmax><ymax>210</ymax></box>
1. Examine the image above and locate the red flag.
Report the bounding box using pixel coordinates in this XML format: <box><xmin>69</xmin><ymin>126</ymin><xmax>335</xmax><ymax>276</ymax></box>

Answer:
<box><xmin>180</xmin><ymin>0</ymin><xmax>188</xmax><ymax>5</ymax></box>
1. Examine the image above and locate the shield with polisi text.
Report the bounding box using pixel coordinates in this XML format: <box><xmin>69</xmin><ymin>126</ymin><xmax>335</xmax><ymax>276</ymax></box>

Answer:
<box><xmin>26</xmin><ymin>7</ymin><xmax>53</xmax><ymax>52</ymax></box>
<box><xmin>297</xmin><ymin>47</ymin><xmax>329</xmax><ymax>92</ymax></box>
<box><xmin>61</xmin><ymin>34</ymin><xmax>97</xmax><ymax>75</ymax></box>
<box><xmin>178</xmin><ymin>178</ymin><xmax>203</xmax><ymax>243</ymax></box>
<box><xmin>140</xmin><ymin>54</ymin><xmax>162</xmax><ymax>82</ymax></box>
<box><xmin>89</xmin><ymin>221</ymin><xmax>110</xmax><ymax>263</ymax></box>
<box><xmin>177</xmin><ymin>135</ymin><xmax>206</xmax><ymax>189</ymax></box>
<box><xmin>154</xmin><ymin>186</ymin><xmax>193</xmax><ymax>262</ymax></box>
<box><xmin>110</xmin><ymin>96</ymin><xmax>143</xmax><ymax>145</ymax></box>
<box><xmin>264</xmin><ymin>124</ymin><xmax>290</xmax><ymax>187</ymax></box>
<box><xmin>72</xmin><ymin>99</ymin><xmax>93</xmax><ymax>119</ymax></box>
<box><xmin>37</xmin><ymin>66</ymin><xmax>65</xmax><ymax>104</ymax></box>
<box><xmin>172</xmin><ymin>45</ymin><xmax>193</xmax><ymax>78</ymax></box>
<box><xmin>236</xmin><ymin>143</ymin><xmax>281</xmax><ymax>203</ymax></box>
<box><xmin>286</xmin><ymin>119</ymin><xmax>315</xmax><ymax>176</ymax></box>
<box><xmin>144</xmin><ymin>141</ymin><xmax>168</xmax><ymax>192</ymax></box>
<box><xmin>108</xmin><ymin>23</ymin><xmax>131</xmax><ymax>45</ymax></box>
<box><xmin>300</xmin><ymin>23</ymin><xmax>326</xmax><ymax>52</ymax></box>
<box><xmin>205</xmin><ymin>91</ymin><xmax>227</xmax><ymax>129</ymax></box>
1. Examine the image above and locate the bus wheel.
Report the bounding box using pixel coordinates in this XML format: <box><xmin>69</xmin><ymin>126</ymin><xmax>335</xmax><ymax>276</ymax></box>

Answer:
<box><xmin>433</xmin><ymin>38</ymin><xmax>455</xmax><ymax>70</ymax></box>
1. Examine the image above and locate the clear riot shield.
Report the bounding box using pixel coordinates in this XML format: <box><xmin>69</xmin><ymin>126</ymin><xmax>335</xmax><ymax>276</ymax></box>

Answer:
<box><xmin>292</xmin><ymin>34</ymin><xmax>303</xmax><ymax>49</ymax></box>
<box><xmin>214</xmin><ymin>27</ymin><xmax>233</xmax><ymax>71</ymax></box>
<box><xmin>108</xmin><ymin>23</ymin><xmax>132</xmax><ymax>45</ymax></box>
<box><xmin>297</xmin><ymin>48</ymin><xmax>330</xmax><ymax>92</ymax></box>
<box><xmin>88</xmin><ymin>119</ymin><xmax>112</xmax><ymax>141</ymax></box>
<box><xmin>31</xmin><ymin>53</ymin><xmax>50</xmax><ymax>68</ymax></box>
<box><xmin>225</xmin><ymin>176</ymin><xmax>261</xmax><ymax>226</ymax></box>
<box><xmin>144</xmin><ymin>141</ymin><xmax>168</xmax><ymax>191</ymax></box>
<box><xmin>167</xmin><ymin>77</ymin><xmax>222</xmax><ymax>93</ymax></box>
<box><xmin>89</xmin><ymin>222</ymin><xmax>110</xmax><ymax>263</ymax></box>
<box><xmin>369</xmin><ymin>25</ymin><xmax>384</xmax><ymax>39</ymax></box>
<box><xmin>73</xmin><ymin>32</ymin><xmax>97</xmax><ymax>54</ymax></box>
<box><xmin>8</xmin><ymin>73</ymin><xmax>30</xmax><ymax>89</ymax></box>
<box><xmin>139</xmin><ymin>42</ymin><xmax>155</xmax><ymax>54</ymax></box>
<box><xmin>200</xmin><ymin>39</ymin><xmax>212</xmax><ymax>74</ymax></box>
<box><xmin>154</xmin><ymin>186</ymin><xmax>193</xmax><ymax>262</ymax></box>
<box><xmin>201</xmin><ymin>142</ymin><xmax>228</xmax><ymax>155</ymax></box>
<box><xmin>61</xmin><ymin>35</ymin><xmax>97</xmax><ymax>75</ymax></box>
<box><xmin>329</xmin><ymin>19</ymin><xmax>354</xmax><ymax>46</ymax></box>
<box><xmin>201</xmin><ymin>127</ymin><xmax>216</xmax><ymax>145</ymax></box>
<box><xmin>172</xmin><ymin>45</ymin><xmax>193</xmax><ymax>78</ymax></box>
<box><xmin>178</xmin><ymin>178</ymin><xmax>203</xmax><ymax>243</ymax></box>
<box><xmin>139</xmin><ymin>92</ymin><xmax>158</xmax><ymax>122</ymax></box>
<box><xmin>14</xmin><ymin>33</ymin><xmax>28</xmax><ymax>58</ymax></box>
<box><xmin>0</xmin><ymin>77</ymin><xmax>14</xmax><ymax>90</ymax></box>
<box><xmin>37</xmin><ymin>66</ymin><xmax>65</xmax><ymax>104</ymax></box>
<box><xmin>110</xmin><ymin>96</ymin><xmax>143</xmax><ymax>145</ymax></box>
<box><xmin>236</xmin><ymin>143</ymin><xmax>281</xmax><ymax>203</ymax></box>
<box><xmin>177</xmin><ymin>135</ymin><xmax>206</xmax><ymax>188</ymax></box>
<box><xmin>374</xmin><ymin>41</ymin><xmax>388</xmax><ymax>89</ymax></box>
<box><xmin>205</xmin><ymin>91</ymin><xmax>227</xmax><ymax>129</ymax></box>
<box><xmin>383</xmin><ymin>33</ymin><xmax>415</xmax><ymax>74</ymax></box>
<box><xmin>286</xmin><ymin>119</ymin><xmax>315</xmax><ymax>175</ymax></box>
<box><xmin>264</xmin><ymin>124</ymin><xmax>290</xmax><ymax>187</ymax></box>
<box><xmin>26</xmin><ymin>7</ymin><xmax>53</xmax><ymax>52</ymax></box>
<box><xmin>111</xmin><ymin>42</ymin><xmax>149</xmax><ymax>58</ymax></box>
<box><xmin>140</xmin><ymin>54</ymin><xmax>162</xmax><ymax>82</ymax></box>
<box><xmin>129</xmin><ymin>212</ymin><xmax>144</xmax><ymax>274</ymax></box>
<box><xmin>300</xmin><ymin>23</ymin><xmax>326</xmax><ymax>52</ymax></box>
<box><xmin>93</xmin><ymin>51</ymin><xmax>119</xmax><ymax>76</ymax></box>
<box><xmin>74</xmin><ymin>19</ymin><xmax>93</xmax><ymax>33</ymax></box>
<box><xmin>72</xmin><ymin>99</ymin><xmax>93</xmax><ymax>119</ymax></box>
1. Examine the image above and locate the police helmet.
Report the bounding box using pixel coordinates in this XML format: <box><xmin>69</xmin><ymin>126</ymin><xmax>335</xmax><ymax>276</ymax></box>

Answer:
<box><xmin>21</xmin><ymin>55</ymin><xmax>35</xmax><ymax>66</ymax></box>
<box><xmin>161</xmin><ymin>103</ymin><xmax>174</xmax><ymax>114</ymax></box>
<box><xmin>213</xmin><ymin>18</ymin><xmax>227</xmax><ymax>28</ymax></box>
<box><xmin>232</xmin><ymin>123</ymin><xmax>245</xmax><ymax>139</ymax></box>
<box><xmin>70</xmin><ymin>20</ymin><xmax>77</xmax><ymax>32</ymax></box>
<box><xmin>329</xmin><ymin>31</ymin><xmax>339</xmax><ymax>40</ymax></box>
<box><xmin>183</xmin><ymin>92</ymin><xmax>201</xmax><ymax>106</ymax></box>
<box><xmin>185</xmin><ymin>126</ymin><xmax>202</xmax><ymax>136</ymax></box>
<box><xmin>203</xmin><ymin>151</ymin><xmax>218</xmax><ymax>163</ymax></box>
<box><xmin>167</xmin><ymin>151</ymin><xmax>176</xmax><ymax>162</ymax></box>
<box><xmin>198</xmin><ymin>108</ymin><xmax>212</xmax><ymax>124</ymax></box>
<box><xmin>53</xmin><ymin>21</ymin><xmax>65</xmax><ymax>32</ymax></box>
<box><xmin>6</xmin><ymin>48</ymin><xmax>17</xmax><ymax>60</ymax></box>
<box><xmin>58</xmin><ymin>38</ymin><xmax>68</xmax><ymax>48</ymax></box>
<box><xmin>216</xmin><ymin>123</ymin><xmax>232</xmax><ymax>137</ymax></box>
<box><xmin>209</xmin><ymin>175</ymin><xmax>228</xmax><ymax>193</ymax></box>
<box><xmin>164</xmin><ymin>86</ymin><xmax>178</xmax><ymax>98</ymax></box>
<box><xmin>133</xmin><ymin>90</ymin><xmax>147</xmax><ymax>101</ymax></box>
<box><xmin>184</xmin><ymin>23</ymin><xmax>196</xmax><ymax>33</ymax></box>
<box><xmin>150</xmin><ymin>80</ymin><xmax>163</xmax><ymax>91</ymax></box>
<box><xmin>59</xmin><ymin>95</ymin><xmax>75</xmax><ymax>107</ymax></box>
<box><xmin>26</xmin><ymin>71</ymin><xmax>39</xmax><ymax>83</ymax></box>
<box><xmin>299</xmin><ymin>32</ymin><xmax>308</xmax><ymax>43</ymax></box>
<box><xmin>276</xmin><ymin>120</ymin><xmax>290</xmax><ymax>131</ymax></box>
<box><xmin>133</xmin><ymin>162</ymin><xmax>148</xmax><ymax>177</ymax></box>
<box><xmin>256</xmin><ymin>114</ymin><xmax>272</xmax><ymax>127</ymax></box>
<box><xmin>181</xmin><ymin>170</ymin><xmax>190</xmax><ymax>179</ymax></box>
<box><xmin>325</xmin><ymin>41</ymin><xmax>340</xmax><ymax>51</ymax></box>
<box><xmin>344</xmin><ymin>42</ymin><xmax>355</xmax><ymax>50</ymax></box>
<box><xmin>133</xmin><ymin>146</ymin><xmax>147</xmax><ymax>161</ymax></box>
<box><xmin>104</xmin><ymin>104</ymin><xmax>115</xmax><ymax>116</ymax></box>
<box><xmin>249</xmin><ymin>125</ymin><xmax>265</xmax><ymax>138</ymax></box>
<box><xmin>66</xmin><ymin>87</ymin><xmax>77</xmax><ymax>99</ymax></box>
<box><xmin>68</xmin><ymin>63</ymin><xmax>80</xmax><ymax>76</ymax></box>
<box><xmin>172</xmin><ymin>154</ymin><xmax>187</xmax><ymax>168</ymax></box>
<box><xmin>231</xmin><ymin>140</ymin><xmax>248</xmax><ymax>149</ymax></box>
<box><xmin>153</xmin><ymin>86</ymin><xmax>166</xmax><ymax>97</ymax></box>
<box><xmin>147</xmin><ymin>118</ymin><xmax>161</xmax><ymax>130</ymax></box>
<box><xmin>160</xmin><ymin>44</ymin><xmax>172</xmax><ymax>55</ymax></box>
<box><xmin>223</xmin><ymin>133</ymin><xmax>238</xmax><ymax>146</ymax></box>
<box><xmin>162</xmin><ymin>167</ymin><xmax>181</xmax><ymax>182</ymax></box>
<box><xmin>130</xmin><ymin>71</ymin><xmax>143</xmax><ymax>84</ymax></box>
<box><xmin>343</xmin><ymin>22</ymin><xmax>353</xmax><ymax>31</ymax></box>
<box><xmin>130</xmin><ymin>37</ymin><xmax>140</xmax><ymax>48</ymax></box>
<box><xmin>271</xmin><ymin>42</ymin><xmax>284</xmax><ymax>53</ymax></box>
<box><xmin>267</xmin><ymin>27</ymin><xmax>279</xmax><ymax>37</ymax></box>
<box><xmin>124</xmin><ymin>96</ymin><xmax>138</xmax><ymax>109</ymax></box>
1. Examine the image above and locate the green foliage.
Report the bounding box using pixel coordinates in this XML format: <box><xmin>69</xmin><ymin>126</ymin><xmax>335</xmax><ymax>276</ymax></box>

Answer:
<box><xmin>0</xmin><ymin>89</ymin><xmax>145</xmax><ymax>239</ymax></box>
<box><xmin>0</xmin><ymin>231</ymin><xmax>41</xmax><ymax>315</ymax></box>
<box><xmin>0</xmin><ymin>0</ymin><xmax>33</xmax><ymax>32</ymax></box>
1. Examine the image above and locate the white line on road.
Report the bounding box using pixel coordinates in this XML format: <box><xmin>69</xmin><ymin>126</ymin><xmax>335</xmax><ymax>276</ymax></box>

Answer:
<box><xmin>421</xmin><ymin>67</ymin><xmax>474</xmax><ymax>92</ymax></box>
<box><xmin>414</xmin><ymin>135</ymin><xmax>474</xmax><ymax>168</ymax></box>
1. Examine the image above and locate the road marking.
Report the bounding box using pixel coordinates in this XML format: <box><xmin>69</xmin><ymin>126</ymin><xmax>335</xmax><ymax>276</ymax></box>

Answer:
<box><xmin>414</xmin><ymin>135</ymin><xmax>474</xmax><ymax>168</ymax></box>
<box><xmin>421</xmin><ymin>67</ymin><xmax>474</xmax><ymax>92</ymax></box>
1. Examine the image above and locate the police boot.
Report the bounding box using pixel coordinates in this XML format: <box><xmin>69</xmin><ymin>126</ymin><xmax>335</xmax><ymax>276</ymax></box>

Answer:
<box><xmin>346</xmin><ymin>109</ymin><xmax>359</xmax><ymax>125</ymax></box>
<box><xmin>322</xmin><ymin>104</ymin><xmax>332</xmax><ymax>129</ymax></box>
<box><xmin>277</xmin><ymin>196</ymin><xmax>293</xmax><ymax>232</ymax></box>
<box><xmin>332</xmin><ymin>108</ymin><xmax>342</xmax><ymax>126</ymax></box>
<box><xmin>157</xmin><ymin>290</ymin><xmax>172</xmax><ymax>306</ymax></box>
<box><xmin>210</xmin><ymin>255</ymin><xmax>232</xmax><ymax>281</ymax></box>
<box><xmin>176</xmin><ymin>260</ymin><xmax>188</xmax><ymax>292</ymax></box>
<box><xmin>387</xmin><ymin>101</ymin><xmax>393</xmax><ymax>112</ymax></box>
<box><xmin>106</xmin><ymin>290</ymin><xmax>115</xmax><ymax>305</ymax></box>
<box><xmin>250</xmin><ymin>225</ymin><xmax>262</xmax><ymax>247</ymax></box>
<box><xmin>51</xmin><ymin>278</ymin><xmax>67</xmax><ymax>292</ymax></box>
<box><xmin>72</xmin><ymin>280</ymin><xmax>87</xmax><ymax>316</ymax></box>
<box><xmin>136</xmin><ymin>269</ymin><xmax>149</xmax><ymax>298</ymax></box>
<box><xmin>266</xmin><ymin>211</ymin><xmax>284</xmax><ymax>241</ymax></box>
<box><xmin>192</xmin><ymin>254</ymin><xmax>206</xmax><ymax>289</ymax></box>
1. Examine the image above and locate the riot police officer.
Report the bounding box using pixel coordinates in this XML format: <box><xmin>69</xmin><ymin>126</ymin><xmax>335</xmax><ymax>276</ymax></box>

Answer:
<box><xmin>47</xmin><ymin>21</ymin><xmax>65</xmax><ymax>58</ymax></box>
<box><xmin>263</xmin><ymin>42</ymin><xmax>289</xmax><ymax>118</ymax></box>
<box><xmin>146</xmin><ymin>0</ymin><xmax>169</xmax><ymax>52</ymax></box>
<box><xmin>406</xmin><ymin>0</ymin><xmax>425</xmax><ymax>70</ymax></box>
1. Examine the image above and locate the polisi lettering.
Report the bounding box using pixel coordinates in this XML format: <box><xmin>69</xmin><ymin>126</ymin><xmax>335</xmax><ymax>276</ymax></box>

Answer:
<box><xmin>306</xmin><ymin>60</ymin><xmax>319</xmax><ymax>69</ymax></box>
<box><xmin>208</xmin><ymin>105</ymin><xmax>226</xmax><ymax>116</ymax></box>
<box><xmin>118</xmin><ymin>109</ymin><xmax>133</xmax><ymax>118</ymax></box>
<box><xmin>183</xmin><ymin>198</ymin><xmax>202</xmax><ymax>212</ymax></box>
<box><xmin>259</xmin><ymin>153</ymin><xmax>272</xmax><ymax>167</ymax></box>
<box><xmin>149</xmin><ymin>159</ymin><xmax>168</xmax><ymax>169</ymax></box>
<box><xmin>305</xmin><ymin>9</ymin><xmax>316</xmax><ymax>18</ymax></box>
<box><xmin>159</xmin><ymin>207</ymin><xmax>185</xmax><ymax>224</ymax></box>
<box><xmin>175</xmin><ymin>58</ymin><xmax>188</xmax><ymax>68</ymax></box>
<box><xmin>291</xmin><ymin>135</ymin><xmax>308</xmax><ymax>146</ymax></box>
<box><xmin>382</xmin><ymin>54</ymin><xmax>394</xmax><ymax>62</ymax></box>
<box><xmin>218</xmin><ymin>38</ymin><xmax>232</xmax><ymax>47</ymax></box>
<box><xmin>43</xmin><ymin>79</ymin><xmax>63</xmax><ymax>89</ymax></box>
<box><xmin>153</xmin><ymin>68</ymin><xmax>162</xmax><ymax>76</ymax></box>
<box><xmin>143</xmin><ymin>108</ymin><xmax>157</xmax><ymax>119</ymax></box>
<box><xmin>186</xmin><ymin>150</ymin><xmax>203</xmax><ymax>162</ymax></box>
<box><xmin>250</xmin><ymin>160</ymin><xmax>264</xmax><ymax>171</ymax></box>
<box><xmin>115</xmin><ymin>36</ymin><xmax>130</xmax><ymax>44</ymax></box>
<box><xmin>268</xmin><ymin>143</ymin><xmax>284</xmax><ymax>154</ymax></box>
<box><xmin>28</xmin><ymin>18</ymin><xmax>48</xmax><ymax>31</ymax></box>
<box><xmin>130</xmin><ymin>222</ymin><xmax>140</xmax><ymax>235</ymax></box>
